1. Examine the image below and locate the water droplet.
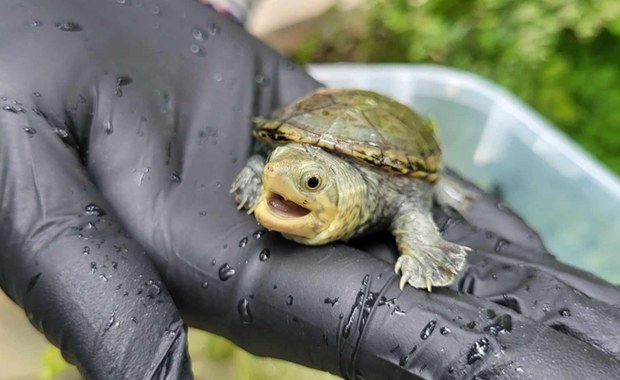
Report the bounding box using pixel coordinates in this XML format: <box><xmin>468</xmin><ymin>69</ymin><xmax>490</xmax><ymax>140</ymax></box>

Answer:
<box><xmin>169</xmin><ymin>172</ymin><xmax>182</xmax><ymax>182</ymax></box>
<box><xmin>54</xmin><ymin>128</ymin><xmax>70</xmax><ymax>139</ymax></box>
<box><xmin>238</xmin><ymin>237</ymin><xmax>248</xmax><ymax>247</ymax></box>
<box><xmin>190</xmin><ymin>44</ymin><xmax>203</xmax><ymax>55</ymax></box>
<box><xmin>33</xmin><ymin>91</ymin><xmax>41</xmax><ymax>97</ymax></box>
<box><xmin>420</xmin><ymin>320</ymin><xmax>437</xmax><ymax>340</ymax></box>
<box><xmin>114</xmin><ymin>75</ymin><xmax>132</xmax><ymax>96</ymax></box>
<box><xmin>542</xmin><ymin>303</ymin><xmax>551</xmax><ymax>313</ymax></box>
<box><xmin>23</xmin><ymin>127</ymin><xmax>37</xmax><ymax>135</ymax></box>
<box><xmin>139</xmin><ymin>167</ymin><xmax>150</xmax><ymax>185</ymax></box>
<box><xmin>85</xmin><ymin>203</ymin><xmax>106</xmax><ymax>216</ymax></box>
<box><xmin>399</xmin><ymin>355</ymin><xmax>408</xmax><ymax>367</ymax></box>
<box><xmin>2</xmin><ymin>105</ymin><xmax>22</xmax><ymax>113</ymax></box>
<box><xmin>208</xmin><ymin>23</ymin><xmax>220</xmax><ymax>35</ymax></box>
<box><xmin>255</xmin><ymin>74</ymin><xmax>271</xmax><ymax>86</ymax></box>
<box><xmin>494</xmin><ymin>239</ymin><xmax>508</xmax><ymax>252</ymax></box>
<box><xmin>440</xmin><ymin>327</ymin><xmax>451</xmax><ymax>335</ymax></box>
<box><xmin>105</xmin><ymin>314</ymin><xmax>116</xmax><ymax>332</ymax></box>
<box><xmin>192</xmin><ymin>28</ymin><xmax>205</xmax><ymax>40</ymax></box>
<box><xmin>30</xmin><ymin>20</ymin><xmax>43</xmax><ymax>27</ymax></box>
<box><xmin>252</xmin><ymin>229</ymin><xmax>266</xmax><ymax>239</ymax></box>
<box><xmin>90</xmin><ymin>261</ymin><xmax>98</xmax><ymax>273</ymax></box>
<box><xmin>496</xmin><ymin>202</ymin><xmax>509</xmax><ymax>211</ymax></box>
<box><xmin>146</xmin><ymin>280</ymin><xmax>161</xmax><ymax>298</ymax></box>
<box><xmin>218</xmin><ymin>263</ymin><xmax>235</xmax><ymax>281</ymax></box>
<box><xmin>201</xmin><ymin>281</ymin><xmax>209</xmax><ymax>289</ymax></box>
<box><xmin>237</xmin><ymin>298</ymin><xmax>253</xmax><ymax>324</ymax></box>
<box><xmin>151</xmin><ymin>5</ymin><xmax>160</xmax><ymax>14</ymax></box>
<box><xmin>199</xmin><ymin>210</ymin><xmax>207</xmax><ymax>216</ymax></box>
<box><xmin>398</xmin><ymin>346</ymin><xmax>417</xmax><ymax>367</ymax></box>
<box><xmin>213</xmin><ymin>72</ymin><xmax>223</xmax><ymax>82</ymax></box>
<box><xmin>559</xmin><ymin>308</ymin><xmax>571</xmax><ymax>317</ymax></box>
<box><xmin>104</xmin><ymin>121</ymin><xmax>114</xmax><ymax>135</ymax></box>
<box><xmin>324</xmin><ymin>297</ymin><xmax>339</xmax><ymax>306</ymax></box>
<box><xmin>259</xmin><ymin>248</ymin><xmax>270</xmax><ymax>261</ymax></box>
<box><xmin>211</xmin><ymin>259</ymin><xmax>216</xmax><ymax>266</ymax></box>
<box><xmin>55</xmin><ymin>21</ymin><xmax>82</xmax><ymax>32</ymax></box>
<box><xmin>483</xmin><ymin>314</ymin><xmax>513</xmax><ymax>335</ymax></box>
<box><xmin>83</xmin><ymin>246</ymin><xmax>90</xmax><ymax>255</ymax></box>
<box><xmin>32</xmin><ymin>108</ymin><xmax>46</xmax><ymax>119</ymax></box>
<box><xmin>116</xmin><ymin>0</ymin><xmax>128</xmax><ymax>4</ymax></box>
<box><xmin>286</xmin><ymin>295</ymin><xmax>293</xmax><ymax>306</ymax></box>
<box><xmin>467</xmin><ymin>337</ymin><xmax>490</xmax><ymax>364</ymax></box>
<box><xmin>83</xmin><ymin>221</ymin><xmax>97</xmax><ymax>232</ymax></box>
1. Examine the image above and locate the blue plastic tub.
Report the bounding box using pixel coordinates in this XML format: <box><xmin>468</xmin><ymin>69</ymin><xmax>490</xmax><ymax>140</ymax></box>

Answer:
<box><xmin>308</xmin><ymin>64</ymin><xmax>620</xmax><ymax>283</ymax></box>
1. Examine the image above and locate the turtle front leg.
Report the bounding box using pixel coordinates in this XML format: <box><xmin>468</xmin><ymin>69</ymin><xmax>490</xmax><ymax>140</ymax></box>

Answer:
<box><xmin>391</xmin><ymin>205</ymin><xmax>469</xmax><ymax>291</ymax></box>
<box><xmin>230</xmin><ymin>154</ymin><xmax>265</xmax><ymax>213</ymax></box>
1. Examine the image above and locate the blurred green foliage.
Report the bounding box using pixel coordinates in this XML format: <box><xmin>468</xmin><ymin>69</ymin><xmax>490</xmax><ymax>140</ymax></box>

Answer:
<box><xmin>294</xmin><ymin>0</ymin><xmax>620</xmax><ymax>175</ymax></box>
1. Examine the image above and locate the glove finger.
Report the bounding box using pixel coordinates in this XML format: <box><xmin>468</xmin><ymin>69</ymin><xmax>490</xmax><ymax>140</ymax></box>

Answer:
<box><xmin>437</xmin><ymin>169</ymin><xmax>548</xmax><ymax>256</ymax></box>
<box><xmin>0</xmin><ymin>94</ymin><xmax>190</xmax><ymax>379</ymax></box>
<box><xmin>167</xmin><ymin>223</ymin><xmax>620</xmax><ymax>379</ymax></box>
<box><xmin>452</xmin><ymin>249</ymin><xmax>620</xmax><ymax>361</ymax></box>
<box><xmin>433</xmin><ymin>173</ymin><xmax>620</xmax><ymax>361</ymax></box>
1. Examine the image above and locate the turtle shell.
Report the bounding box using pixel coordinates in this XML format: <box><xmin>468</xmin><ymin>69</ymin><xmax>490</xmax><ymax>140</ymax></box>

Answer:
<box><xmin>254</xmin><ymin>88</ymin><xmax>441</xmax><ymax>182</ymax></box>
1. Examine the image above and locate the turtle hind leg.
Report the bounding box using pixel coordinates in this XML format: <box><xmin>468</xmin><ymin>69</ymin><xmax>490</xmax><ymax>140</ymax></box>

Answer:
<box><xmin>391</xmin><ymin>205</ymin><xmax>469</xmax><ymax>291</ymax></box>
<box><xmin>230</xmin><ymin>154</ymin><xmax>265</xmax><ymax>213</ymax></box>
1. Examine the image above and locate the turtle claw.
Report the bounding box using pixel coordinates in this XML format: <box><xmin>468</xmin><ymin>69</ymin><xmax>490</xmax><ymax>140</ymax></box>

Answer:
<box><xmin>231</xmin><ymin>156</ymin><xmax>265</xmax><ymax>212</ymax></box>
<box><xmin>399</xmin><ymin>273</ymin><xmax>410</xmax><ymax>290</ymax></box>
<box><xmin>395</xmin><ymin>258</ymin><xmax>403</xmax><ymax>275</ymax></box>
<box><xmin>394</xmin><ymin>242</ymin><xmax>468</xmax><ymax>291</ymax></box>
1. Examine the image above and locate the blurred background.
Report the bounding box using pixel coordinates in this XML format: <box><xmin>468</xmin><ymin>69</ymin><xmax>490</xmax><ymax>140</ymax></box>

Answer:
<box><xmin>3</xmin><ymin>0</ymin><xmax>620</xmax><ymax>378</ymax></box>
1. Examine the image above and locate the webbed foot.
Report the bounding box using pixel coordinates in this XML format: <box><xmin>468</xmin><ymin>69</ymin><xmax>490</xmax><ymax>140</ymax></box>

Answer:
<box><xmin>230</xmin><ymin>155</ymin><xmax>265</xmax><ymax>213</ymax></box>
<box><xmin>394</xmin><ymin>240</ymin><xmax>469</xmax><ymax>291</ymax></box>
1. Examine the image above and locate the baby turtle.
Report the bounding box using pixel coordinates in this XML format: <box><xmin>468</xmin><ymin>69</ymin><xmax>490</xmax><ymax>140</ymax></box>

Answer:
<box><xmin>231</xmin><ymin>88</ymin><xmax>470</xmax><ymax>290</ymax></box>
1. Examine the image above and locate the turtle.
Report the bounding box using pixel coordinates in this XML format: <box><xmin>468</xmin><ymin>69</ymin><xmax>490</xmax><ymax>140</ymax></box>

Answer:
<box><xmin>230</xmin><ymin>88</ymin><xmax>471</xmax><ymax>290</ymax></box>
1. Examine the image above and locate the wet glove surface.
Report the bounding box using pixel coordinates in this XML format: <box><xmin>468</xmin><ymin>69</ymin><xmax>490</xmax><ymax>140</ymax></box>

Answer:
<box><xmin>1</xmin><ymin>1</ymin><xmax>619</xmax><ymax>379</ymax></box>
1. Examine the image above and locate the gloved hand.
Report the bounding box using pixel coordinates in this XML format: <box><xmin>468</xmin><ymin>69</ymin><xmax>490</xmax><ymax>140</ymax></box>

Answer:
<box><xmin>1</xmin><ymin>1</ymin><xmax>619</xmax><ymax>379</ymax></box>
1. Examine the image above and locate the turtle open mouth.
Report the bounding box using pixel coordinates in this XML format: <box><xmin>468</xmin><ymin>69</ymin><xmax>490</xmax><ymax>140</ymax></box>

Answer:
<box><xmin>267</xmin><ymin>192</ymin><xmax>311</xmax><ymax>218</ymax></box>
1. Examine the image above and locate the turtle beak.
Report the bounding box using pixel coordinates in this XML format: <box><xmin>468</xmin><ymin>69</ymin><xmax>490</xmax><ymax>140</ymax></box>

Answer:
<box><xmin>254</xmin><ymin>184</ymin><xmax>319</xmax><ymax>240</ymax></box>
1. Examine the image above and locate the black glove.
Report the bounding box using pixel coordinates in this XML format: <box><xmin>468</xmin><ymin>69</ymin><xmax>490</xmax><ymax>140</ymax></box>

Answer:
<box><xmin>1</xmin><ymin>1</ymin><xmax>619</xmax><ymax>379</ymax></box>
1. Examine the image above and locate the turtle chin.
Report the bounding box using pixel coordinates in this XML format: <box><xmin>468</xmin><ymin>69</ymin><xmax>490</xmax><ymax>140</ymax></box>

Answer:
<box><xmin>254</xmin><ymin>190</ymin><xmax>327</xmax><ymax>240</ymax></box>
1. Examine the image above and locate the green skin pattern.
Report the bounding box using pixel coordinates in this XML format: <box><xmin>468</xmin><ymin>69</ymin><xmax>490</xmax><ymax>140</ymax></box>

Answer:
<box><xmin>231</xmin><ymin>89</ymin><xmax>471</xmax><ymax>290</ymax></box>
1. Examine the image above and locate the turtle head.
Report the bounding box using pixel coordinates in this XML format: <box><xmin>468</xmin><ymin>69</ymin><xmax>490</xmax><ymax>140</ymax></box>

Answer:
<box><xmin>254</xmin><ymin>143</ymin><xmax>368</xmax><ymax>245</ymax></box>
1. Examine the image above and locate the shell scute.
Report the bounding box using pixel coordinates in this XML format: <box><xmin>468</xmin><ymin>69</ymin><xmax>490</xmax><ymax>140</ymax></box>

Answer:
<box><xmin>254</xmin><ymin>88</ymin><xmax>441</xmax><ymax>181</ymax></box>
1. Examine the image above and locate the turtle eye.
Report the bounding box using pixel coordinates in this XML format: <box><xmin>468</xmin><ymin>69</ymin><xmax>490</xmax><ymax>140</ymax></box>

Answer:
<box><xmin>302</xmin><ymin>173</ymin><xmax>322</xmax><ymax>191</ymax></box>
